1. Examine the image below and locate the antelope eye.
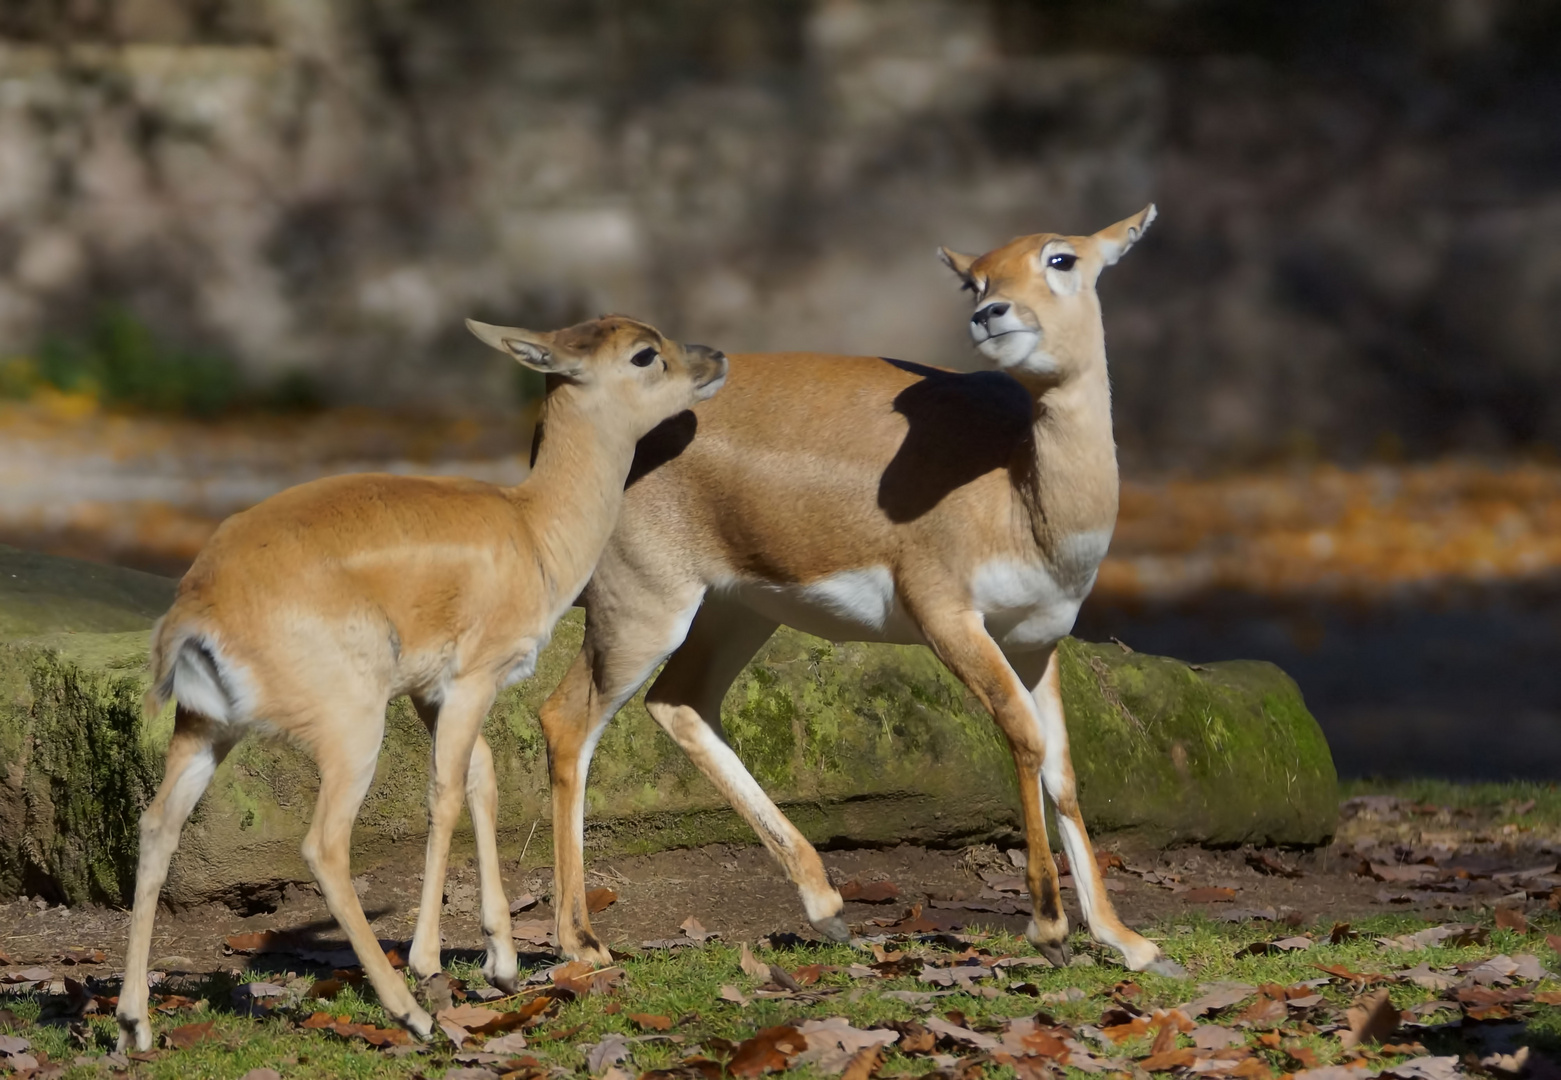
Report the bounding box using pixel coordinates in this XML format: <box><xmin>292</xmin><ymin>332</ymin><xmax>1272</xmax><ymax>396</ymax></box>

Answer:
<box><xmin>1047</xmin><ymin>253</ymin><xmax>1078</xmax><ymax>271</ymax></box>
<box><xmin>631</xmin><ymin>347</ymin><xmax>658</xmax><ymax>367</ymax></box>
<box><xmin>961</xmin><ymin>279</ymin><xmax>977</xmax><ymax>293</ymax></box>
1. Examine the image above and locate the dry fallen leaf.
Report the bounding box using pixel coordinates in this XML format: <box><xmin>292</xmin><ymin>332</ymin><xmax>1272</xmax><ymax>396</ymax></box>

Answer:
<box><xmin>739</xmin><ymin>943</ymin><xmax>769</xmax><ymax>979</ymax></box>
<box><xmin>308</xmin><ymin>978</ymin><xmax>344</xmax><ymax>1000</ymax></box>
<box><xmin>720</xmin><ymin>984</ymin><xmax>751</xmax><ymax>1007</ymax></box>
<box><xmin>630</xmin><ymin>1013</ymin><xmax>673</xmax><ymax>1031</ymax></box>
<box><xmin>680</xmin><ymin>916</ymin><xmax>715</xmax><ymax>942</ymax></box>
<box><xmin>1185</xmin><ymin>887</ymin><xmax>1238</xmax><ymax>903</ymax></box>
<box><xmin>1495</xmin><ymin>906</ymin><xmax>1529</xmax><ymax>934</ymax></box>
<box><xmin>840</xmin><ymin>1045</ymin><xmax>883</xmax><ymax>1080</ymax></box>
<box><xmin>1141</xmin><ymin>1048</ymin><xmax>1197</xmax><ymax>1072</ymax></box>
<box><xmin>1246</xmin><ymin>852</ymin><xmax>1303</xmax><ymax>878</ymax></box>
<box><xmin>586</xmin><ymin>887</ymin><xmax>618</xmax><ymax>913</ymax></box>
<box><xmin>839</xmin><ymin>880</ymin><xmax>901</xmax><ymax>904</ymax></box>
<box><xmin>437</xmin><ymin>1003</ymin><xmax>501</xmax><ymax>1031</ymax></box>
<box><xmin>512</xmin><ymin>919</ymin><xmax>554</xmax><ymax>947</ymax></box>
<box><xmin>728</xmin><ymin>1025</ymin><xmax>807</xmax><ymax>1077</ymax></box>
<box><xmin>161</xmin><ymin>1020</ymin><xmax>216</xmax><ymax>1050</ymax></box>
<box><xmin>508</xmin><ymin>892</ymin><xmax>538</xmax><ymax>914</ymax></box>
<box><xmin>486</xmin><ymin>1031</ymin><xmax>530</xmax><ymax>1054</ymax></box>
<box><xmin>1340</xmin><ymin>988</ymin><xmax>1399</xmax><ymax>1049</ymax></box>
<box><xmin>223</xmin><ymin>931</ymin><xmax>289</xmax><ymax>955</ymax></box>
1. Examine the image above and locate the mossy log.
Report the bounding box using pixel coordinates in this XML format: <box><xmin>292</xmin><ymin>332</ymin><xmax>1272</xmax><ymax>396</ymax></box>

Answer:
<box><xmin>0</xmin><ymin>544</ymin><xmax>1337</xmax><ymax>907</ymax></box>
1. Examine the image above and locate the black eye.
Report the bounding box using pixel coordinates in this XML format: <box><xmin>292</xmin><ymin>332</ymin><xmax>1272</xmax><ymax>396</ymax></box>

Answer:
<box><xmin>631</xmin><ymin>347</ymin><xmax>658</xmax><ymax>367</ymax></box>
<box><xmin>961</xmin><ymin>279</ymin><xmax>977</xmax><ymax>293</ymax></box>
<box><xmin>1047</xmin><ymin>253</ymin><xmax>1077</xmax><ymax>271</ymax></box>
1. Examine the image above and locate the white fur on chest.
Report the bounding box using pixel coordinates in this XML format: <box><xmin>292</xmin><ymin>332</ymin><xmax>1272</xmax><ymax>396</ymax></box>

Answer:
<box><xmin>970</xmin><ymin>529</ymin><xmax>1111</xmax><ymax>649</ymax></box>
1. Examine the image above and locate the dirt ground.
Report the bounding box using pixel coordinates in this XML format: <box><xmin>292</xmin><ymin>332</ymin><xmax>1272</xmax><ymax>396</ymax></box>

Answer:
<box><xmin>3</xmin><ymin>797</ymin><xmax>1556</xmax><ymax>978</ymax></box>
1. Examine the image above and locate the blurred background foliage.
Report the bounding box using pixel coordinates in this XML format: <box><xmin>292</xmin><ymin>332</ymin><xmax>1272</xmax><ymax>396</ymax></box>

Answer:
<box><xmin>0</xmin><ymin>0</ymin><xmax>1556</xmax><ymax>464</ymax></box>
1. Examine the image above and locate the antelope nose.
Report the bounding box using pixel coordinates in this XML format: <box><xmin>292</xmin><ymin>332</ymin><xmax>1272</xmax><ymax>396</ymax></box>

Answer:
<box><xmin>972</xmin><ymin>302</ymin><xmax>1010</xmax><ymax>328</ymax></box>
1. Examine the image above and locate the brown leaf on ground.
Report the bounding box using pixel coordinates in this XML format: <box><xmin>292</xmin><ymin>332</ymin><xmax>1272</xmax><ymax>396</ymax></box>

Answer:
<box><xmin>1192</xmin><ymin>1025</ymin><xmax>1243</xmax><ymax>1050</ymax></box>
<box><xmin>1238</xmin><ymin>997</ymin><xmax>1287</xmax><ymax>1025</ymax></box>
<box><xmin>56</xmin><ymin>949</ymin><xmax>106</xmax><ymax>965</ymax></box>
<box><xmin>840</xmin><ymin>880</ymin><xmax>901</xmax><ymax>904</ymax></box>
<box><xmin>508</xmin><ymin>892</ymin><xmax>537</xmax><ymax>914</ymax></box>
<box><xmin>1141</xmin><ymin>1048</ymin><xmax>1198</xmax><ymax>1072</ymax></box>
<box><xmin>438</xmin><ymin>1003</ymin><xmax>502</xmax><ymax>1031</ymax></box>
<box><xmin>1149</xmin><ymin>1023</ymin><xmax>1176</xmax><ymax>1056</ymax></box>
<box><xmin>1182</xmin><ymin>982</ymin><xmax>1257</xmax><ymax>1017</ymax></box>
<box><xmin>512</xmin><ymin>919</ymin><xmax>554</xmax><ymax>947</ymax></box>
<box><xmin>1330</xmin><ymin>923</ymin><xmax>1359</xmax><ymax>944</ymax></box>
<box><xmin>1247</xmin><ymin>852</ymin><xmax>1303</xmax><ymax>878</ymax></box>
<box><xmin>923</xmin><ymin>1016</ymin><xmax>1001</xmax><ymax>1051</ymax></box>
<box><xmin>1536</xmin><ymin>991</ymin><xmax>1561</xmax><ymax>1005</ymax></box>
<box><xmin>720</xmin><ymin>984</ymin><xmax>751</xmax><ymax>1007</ymax></box>
<box><xmin>1340</xmin><ymin>988</ymin><xmax>1399</xmax><ymax>1049</ymax></box>
<box><xmin>1101</xmin><ymin>1017</ymin><xmax>1150</xmax><ymax>1044</ymax></box>
<box><xmin>630</xmin><ymin>1013</ymin><xmax>673</xmax><ymax>1031</ymax></box>
<box><xmin>586</xmin><ymin>888</ymin><xmax>618</xmax><ymax>913</ymax></box>
<box><xmin>887</xmin><ymin>1022</ymin><xmax>937</xmax><ymax>1055</ymax></box>
<box><xmin>301</xmin><ymin>1012</ymin><xmax>346</xmax><ymax>1029</ymax></box>
<box><xmin>840</xmin><ymin>1046</ymin><xmax>883</xmax><ymax>1080</ymax></box>
<box><xmin>0</xmin><ymin>950</ymin><xmax>14</xmax><ymax>966</ymax></box>
<box><xmin>1287</xmin><ymin>1046</ymin><xmax>1321</xmax><ymax>1070</ymax></box>
<box><xmin>223</xmin><ymin>931</ymin><xmax>289</xmax><ymax>955</ymax></box>
<box><xmin>680</xmin><ymin>916</ymin><xmax>715</xmax><ymax>942</ymax></box>
<box><xmin>1495</xmin><ymin>907</ymin><xmax>1529</xmax><ymax>934</ymax></box>
<box><xmin>728</xmin><ymin>1025</ymin><xmax>807</xmax><ymax>1077</ymax></box>
<box><xmin>881</xmin><ymin>903</ymin><xmax>953</xmax><ymax>933</ymax></box>
<box><xmin>1185</xmin><ymin>887</ymin><xmax>1238</xmax><ymax>903</ymax></box>
<box><xmin>307</xmin><ymin>979</ymin><xmax>344</xmax><ymax>1000</ymax></box>
<box><xmin>161</xmin><ymin>1020</ymin><xmax>216</xmax><ymax>1050</ymax></box>
<box><xmin>767</xmin><ymin>965</ymin><xmax>804</xmax><ymax>993</ymax></box>
<box><xmin>792</xmin><ymin>964</ymin><xmax>827</xmax><ymax>987</ymax></box>
<box><xmin>553</xmin><ymin>963</ymin><xmax>624</xmax><ymax>997</ymax></box>
<box><xmin>739</xmin><ymin>943</ymin><xmax>769</xmax><ymax>979</ymax></box>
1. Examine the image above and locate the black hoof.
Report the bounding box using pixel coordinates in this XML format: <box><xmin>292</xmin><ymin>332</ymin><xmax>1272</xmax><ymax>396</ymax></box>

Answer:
<box><xmin>1037</xmin><ymin>939</ymin><xmax>1072</xmax><ymax>968</ymax></box>
<box><xmin>812</xmin><ymin>914</ymin><xmax>852</xmax><ymax>943</ymax></box>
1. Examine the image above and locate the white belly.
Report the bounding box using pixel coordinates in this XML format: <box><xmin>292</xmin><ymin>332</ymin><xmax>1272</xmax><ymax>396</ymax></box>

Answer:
<box><xmin>729</xmin><ymin>567</ymin><xmax>925</xmax><ymax>645</ymax></box>
<box><xmin>725</xmin><ymin>529</ymin><xmax>1110</xmax><ymax>649</ymax></box>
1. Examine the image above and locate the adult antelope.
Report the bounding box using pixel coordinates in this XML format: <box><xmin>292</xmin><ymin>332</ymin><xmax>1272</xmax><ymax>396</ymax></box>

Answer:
<box><xmin>472</xmin><ymin>205</ymin><xmax>1177</xmax><ymax>975</ymax></box>
<box><xmin>115</xmin><ymin>317</ymin><xmax>728</xmax><ymax>1050</ymax></box>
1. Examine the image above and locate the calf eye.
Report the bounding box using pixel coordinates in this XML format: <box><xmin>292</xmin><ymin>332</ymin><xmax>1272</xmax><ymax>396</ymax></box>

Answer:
<box><xmin>1047</xmin><ymin>253</ymin><xmax>1078</xmax><ymax>271</ymax></box>
<box><xmin>631</xmin><ymin>347</ymin><xmax>658</xmax><ymax>367</ymax></box>
<box><xmin>961</xmin><ymin>279</ymin><xmax>977</xmax><ymax>293</ymax></box>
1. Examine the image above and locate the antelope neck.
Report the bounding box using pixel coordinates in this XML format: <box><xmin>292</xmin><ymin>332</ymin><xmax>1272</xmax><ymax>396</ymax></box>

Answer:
<box><xmin>505</xmin><ymin>387</ymin><xmax>642</xmax><ymax>611</ymax></box>
<box><xmin>1010</xmin><ymin>360</ymin><xmax>1119</xmax><ymax>553</ymax></box>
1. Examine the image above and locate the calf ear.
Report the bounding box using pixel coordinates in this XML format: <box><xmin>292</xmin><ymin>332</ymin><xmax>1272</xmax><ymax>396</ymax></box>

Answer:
<box><xmin>1093</xmin><ymin>204</ymin><xmax>1158</xmax><ymax>268</ymax></box>
<box><xmin>937</xmin><ymin>246</ymin><xmax>979</xmax><ymax>282</ymax></box>
<box><xmin>465</xmin><ymin>319</ymin><xmax>585</xmax><ymax>378</ymax></box>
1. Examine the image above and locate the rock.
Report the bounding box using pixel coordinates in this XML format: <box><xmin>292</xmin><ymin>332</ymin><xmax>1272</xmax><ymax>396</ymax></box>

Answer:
<box><xmin>0</xmin><ymin>544</ymin><xmax>1337</xmax><ymax>906</ymax></box>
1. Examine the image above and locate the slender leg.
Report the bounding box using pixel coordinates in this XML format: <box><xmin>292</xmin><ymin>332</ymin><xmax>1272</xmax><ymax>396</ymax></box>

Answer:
<box><xmin>907</xmin><ymin>607</ymin><xmax>1077</xmax><ymax>966</ymax></box>
<box><xmin>1010</xmin><ymin>648</ymin><xmax>1180</xmax><ymax>975</ymax></box>
<box><xmin>643</xmin><ymin>599</ymin><xmax>848</xmax><ymax>940</ymax></box>
<box><xmin>299</xmin><ymin>707</ymin><xmax>433</xmax><ymax>1036</ymax></box>
<box><xmin>410</xmin><ymin>699</ymin><xmax>518</xmax><ymax>992</ymax></box>
<box><xmin>539</xmin><ymin>586</ymin><xmax>703</xmax><ymax>964</ymax></box>
<box><xmin>117</xmin><ymin>709</ymin><xmax>233</xmax><ymax>1052</ymax></box>
<box><xmin>407</xmin><ymin>678</ymin><xmax>500</xmax><ymax>983</ymax></box>
<box><xmin>464</xmin><ymin>735</ymin><xmax>519</xmax><ymax>990</ymax></box>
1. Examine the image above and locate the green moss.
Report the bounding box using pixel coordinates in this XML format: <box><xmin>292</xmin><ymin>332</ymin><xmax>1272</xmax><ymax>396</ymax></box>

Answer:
<box><xmin>1</xmin><ymin>547</ymin><xmax>1336</xmax><ymax>907</ymax></box>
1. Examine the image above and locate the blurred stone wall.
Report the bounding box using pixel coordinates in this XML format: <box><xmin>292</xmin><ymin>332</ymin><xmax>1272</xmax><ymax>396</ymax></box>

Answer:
<box><xmin>0</xmin><ymin>0</ymin><xmax>1559</xmax><ymax>466</ymax></box>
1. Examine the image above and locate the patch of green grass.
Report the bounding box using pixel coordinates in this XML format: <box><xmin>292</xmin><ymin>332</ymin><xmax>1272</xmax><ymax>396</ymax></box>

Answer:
<box><xmin>4</xmin><ymin>911</ymin><xmax>1560</xmax><ymax>1078</ymax></box>
<box><xmin>1</xmin><ymin>306</ymin><xmax>323</xmax><ymax>417</ymax></box>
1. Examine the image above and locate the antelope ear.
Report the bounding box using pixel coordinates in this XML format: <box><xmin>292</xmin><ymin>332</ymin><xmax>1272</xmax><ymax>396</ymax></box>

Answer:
<box><xmin>1093</xmin><ymin>204</ymin><xmax>1157</xmax><ymax>268</ymax></box>
<box><xmin>937</xmin><ymin>246</ymin><xmax>978</xmax><ymax>281</ymax></box>
<box><xmin>465</xmin><ymin>319</ymin><xmax>584</xmax><ymax>377</ymax></box>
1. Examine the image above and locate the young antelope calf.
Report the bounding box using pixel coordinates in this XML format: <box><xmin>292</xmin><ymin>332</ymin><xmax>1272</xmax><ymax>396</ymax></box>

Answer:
<box><xmin>116</xmin><ymin>316</ymin><xmax>727</xmax><ymax>1050</ymax></box>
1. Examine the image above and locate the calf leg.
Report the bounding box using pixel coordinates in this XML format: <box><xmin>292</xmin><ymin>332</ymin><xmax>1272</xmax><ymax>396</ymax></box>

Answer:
<box><xmin>117</xmin><ymin>709</ymin><xmax>233</xmax><ymax>1052</ymax></box>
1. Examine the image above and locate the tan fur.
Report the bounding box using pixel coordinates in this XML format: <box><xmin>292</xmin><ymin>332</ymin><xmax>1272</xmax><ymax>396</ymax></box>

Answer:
<box><xmin>116</xmin><ymin>316</ymin><xmax>727</xmax><ymax>1050</ymax></box>
<box><xmin>511</xmin><ymin>207</ymin><xmax>1181</xmax><ymax>975</ymax></box>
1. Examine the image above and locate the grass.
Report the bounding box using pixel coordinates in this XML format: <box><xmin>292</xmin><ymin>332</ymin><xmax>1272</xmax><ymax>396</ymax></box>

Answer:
<box><xmin>4</xmin><ymin>910</ymin><xmax>1560</xmax><ymax>1079</ymax></box>
<box><xmin>1340</xmin><ymin>778</ymin><xmax>1561</xmax><ymax>828</ymax></box>
<box><xmin>0</xmin><ymin>306</ymin><xmax>321</xmax><ymax>417</ymax></box>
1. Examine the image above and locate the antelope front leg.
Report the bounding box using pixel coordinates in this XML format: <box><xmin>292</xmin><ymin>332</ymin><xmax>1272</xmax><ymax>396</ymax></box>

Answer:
<box><xmin>1017</xmin><ymin>648</ymin><xmax>1184</xmax><ymax>976</ymax></box>
<box><xmin>408</xmin><ymin>680</ymin><xmax>499</xmax><ymax>984</ymax></box>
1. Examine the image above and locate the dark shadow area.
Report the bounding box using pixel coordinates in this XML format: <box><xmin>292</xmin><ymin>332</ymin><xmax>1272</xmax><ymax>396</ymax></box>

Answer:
<box><xmin>1077</xmin><ymin>580</ymin><xmax>1561</xmax><ymax>780</ymax></box>
<box><xmin>878</xmin><ymin>360</ymin><xmax>1034</xmax><ymax>523</ymax></box>
<box><xmin>627</xmin><ymin>410</ymin><xmax>699</xmax><ymax>487</ymax></box>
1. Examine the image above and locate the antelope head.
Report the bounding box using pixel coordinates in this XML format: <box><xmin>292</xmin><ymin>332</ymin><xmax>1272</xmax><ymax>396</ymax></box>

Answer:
<box><xmin>466</xmin><ymin>314</ymin><xmax>728</xmax><ymax>437</ymax></box>
<box><xmin>939</xmin><ymin>205</ymin><xmax>1156</xmax><ymax>381</ymax></box>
